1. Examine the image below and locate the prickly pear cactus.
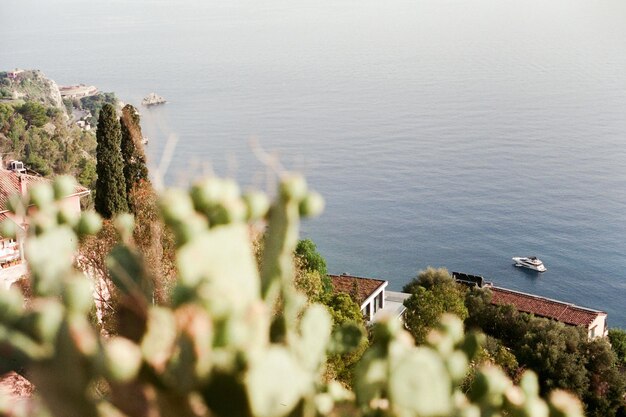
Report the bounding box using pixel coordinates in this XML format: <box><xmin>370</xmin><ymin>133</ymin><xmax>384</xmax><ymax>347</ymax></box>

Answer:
<box><xmin>0</xmin><ymin>175</ymin><xmax>584</xmax><ymax>417</ymax></box>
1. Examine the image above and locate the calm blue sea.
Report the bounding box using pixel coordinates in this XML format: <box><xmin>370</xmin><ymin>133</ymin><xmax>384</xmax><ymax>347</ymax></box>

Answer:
<box><xmin>1</xmin><ymin>0</ymin><xmax>625</xmax><ymax>326</ymax></box>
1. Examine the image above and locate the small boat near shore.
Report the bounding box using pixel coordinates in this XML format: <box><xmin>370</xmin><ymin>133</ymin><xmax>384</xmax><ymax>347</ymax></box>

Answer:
<box><xmin>512</xmin><ymin>256</ymin><xmax>547</xmax><ymax>272</ymax></box>
<box><xmin>142</xmin><ymin>92</ymin><xmax>166</xmax><ymax>106</ymax></box>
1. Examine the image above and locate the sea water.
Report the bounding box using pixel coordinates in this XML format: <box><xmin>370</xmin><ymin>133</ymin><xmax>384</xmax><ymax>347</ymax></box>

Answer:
<box><xmin>1</xmin><ymin>0</ymin><xmax>625</xmax><ymax>326</ymax></box>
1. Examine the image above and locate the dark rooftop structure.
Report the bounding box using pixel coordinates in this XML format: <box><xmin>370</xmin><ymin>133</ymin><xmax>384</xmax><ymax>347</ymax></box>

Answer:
<box><xmin>452</xmin><ymin>271</ymin><xmax>490</xmax><ymax>288</ymax></box>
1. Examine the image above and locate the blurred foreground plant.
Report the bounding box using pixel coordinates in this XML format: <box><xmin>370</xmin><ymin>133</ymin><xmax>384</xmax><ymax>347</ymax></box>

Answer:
<box><xmin>0</xmin><ymin>175</ymin><xmax>584</xmax><ymax>417</ymax></box>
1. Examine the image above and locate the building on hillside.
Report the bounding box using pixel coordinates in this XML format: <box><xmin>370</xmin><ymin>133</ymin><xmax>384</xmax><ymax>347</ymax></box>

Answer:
<box><xmin>7</xmin><ymin>69</ymin><xmax>24</xmax><ymax>80</ymax></box>
<box><xmin>76</xmin><ymin>120</ymin><xmax>91</xmax><ymax>131</ymax></box>
<box><xmin>489</xmin><ymin>287</ymin><xmax>608</xmax><ymax>339</ymax></box>
<box><xmin>0</xmin><ymin>161</ymin><xmax>90</xmax><ymax>288</ymax></box>
<box><xmin>328</xmin><ymin>273</ymin><xmax>410</xmax><ymax>322</ymax></box>
<box><xmin>452</xmin><ymin>272</ymin><xmax>608</xmax><ymax>339</ymax></box>
<box><xmin>59</xmin><ymin>84</ymin><xmax>99</xmax><ymax>99</ymax></box>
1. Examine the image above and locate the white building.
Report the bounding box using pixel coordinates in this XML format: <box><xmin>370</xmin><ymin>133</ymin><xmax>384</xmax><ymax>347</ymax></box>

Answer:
<box><xmin>329</xmin><ymin>274</ymin><xmax>409</xmax><ymax>322</ymax></box>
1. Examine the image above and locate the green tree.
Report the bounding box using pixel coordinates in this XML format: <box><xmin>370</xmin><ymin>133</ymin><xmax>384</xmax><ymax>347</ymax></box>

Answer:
<box><xmin>62</xmin><ymin>98</ymin><xmax>73</xmax><ymax>115</ymax></box>
<box><xmin>46</xmin><ymin>106</ymin><xmax>62</xmax><ymax>119</ymax></box>
<box><xmin>295</xmin><ymin>238</ymin><xmax>331</xmax><ymax>292</ymax></box>
<box><xmin>7</xmin><ymin>113</ymin><xmax>26</xmax><ymax>145</ymax></box>
<box><xmin>95</xmin><ymin>103</ymin><xmax>128</xmax><ymax>218</ymax></box>
<box><xmin>464</xmin><ymin>288</ymin><xmax>532</xmax><ymax>344</ymax></box>
<box><xmin>404</xmin><ymin>284</ymin><xmax>468</xmax><ymax>344</ymax></box>
<box><xmin>325</xmin><ymin>292</ymin><xmax>363</xmax><ymax>325</ymax></box>
<box><xmin>583</xmin><ymin>337</ymin><xmax>626</xmax><ymax>417</ymax></box>
<box><xmin>17</xmin><ymin>101</ymin><xmax>49</xmax><ymax>128</ymax></box>
<box><xmin>294</xmin><ymin>265</ymin><xmax>325</xmax><ymax>303</ymax></box>
<box><xmin>403</xmin><ymin>266</ymin><xmax>452</xmax><ymax>293</ymax></box>
<box><xmin>461</xmin><ymin>335</ymin><xmax>520</xmax><ymax>392</ymax></box>
<box><xmin>0</xmin><ymin>103</ymin><xmax>15</xmax><ymax>133</ymax></box>
<box><xmin>77</xmin><ymin>157</ymin><xmax>97</xmax><ymax>189</ymax></box>
<box><xmin>0</xmin><ymin>100</ymin><xmax>100</xmax><ymax>184</ymax></box>
<box><xmin>402</xmin><ymin>267</ymin><xmax>468</xmax><ymax>344</ymax></box>
<box><xmin>516</xmin><ymin>320</ymin><xmax>589</xmax><ymax>394</ymax></box>
<box><xmin>465</xmin><ymin>287</ymin><xmax>626</xmax><ymax>417</ymax></box>
<box><xmin>482</xmin><ymin>336</ymin><xmax>520</xmax><ymax>377</ymax></box>
<box><xmin>323</xmin><ymin>292</ymin><xmax>368</xmax><ymax>385</ymax></box>
<box><xmin>120</xmin><ymin>104</ymin><xmax>149</xmax><ymax>211</ymax></box>
<box><xmin>293</xmin><ymin>239</ymin><xmax>367</xmax><ymax>385</ymax></box>
<box><xmin>609</xmin><ymin>328</ymin><xmax>626</xmax><ymax>366</ymax></box>
<box><xmin>80</xmin><ymin>92</ymin><xmax>117</xmax><ymax>126</ymax></box>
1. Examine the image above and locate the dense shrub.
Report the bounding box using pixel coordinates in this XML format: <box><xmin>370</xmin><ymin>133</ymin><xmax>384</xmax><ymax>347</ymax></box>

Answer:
<box><xmin>465</xmin><ymin>287</ymin><xmax>626</xmax><ymax>417</ymax></box>
<box><xmin>402</xmin><ymin>267</ymin><xmax>468</xmax><ymax>344</ymax></box>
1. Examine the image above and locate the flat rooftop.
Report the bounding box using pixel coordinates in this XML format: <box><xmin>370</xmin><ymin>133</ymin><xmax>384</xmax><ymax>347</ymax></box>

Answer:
<box><xmin>372</xmin><ymin>290</ymin><xmax>410</xmax><ymax>322</ymax></box>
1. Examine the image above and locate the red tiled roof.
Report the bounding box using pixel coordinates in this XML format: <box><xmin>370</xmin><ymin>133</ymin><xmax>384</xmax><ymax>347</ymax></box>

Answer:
<box><xmin>0</xmin><ymin>170</ymin><xmax>89</xmax><ymax>210</ymax></box>
<box><xmin>329</xmin><ymin>274</ymin><xmax>387</xmax><ymax>306</ymax></box>
<box><xmin>490</xmin><ymin>287</ymin><xmax>605</xmax><ymax>327</ymax></box>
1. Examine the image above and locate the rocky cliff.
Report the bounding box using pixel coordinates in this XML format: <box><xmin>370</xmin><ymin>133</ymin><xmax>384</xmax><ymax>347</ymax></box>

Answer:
<box><xmin>1</xmin><ymin>69</ymin><xmax>65</xmax><ymax>112</ymax></box>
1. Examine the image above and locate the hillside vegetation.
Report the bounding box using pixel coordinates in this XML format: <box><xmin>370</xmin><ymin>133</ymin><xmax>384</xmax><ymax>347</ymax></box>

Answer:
<box><xmin>0</xmin><ymin>69</ymin><xmax>119</xmax><ymax>191</ymax></box>
<box><xmin>0</xmin><ymin>100</ymin><xmax>97</xmax><ymax>184</ymax></box>
<box><xmin>0</xmin><ymin>70</ymin><xmax>64</xmax><ymax>110</ymax></box>
<box><xmin>0</xmin><ymin>175</ymin><xmax>585</xmax><ymax>417</ymax></box>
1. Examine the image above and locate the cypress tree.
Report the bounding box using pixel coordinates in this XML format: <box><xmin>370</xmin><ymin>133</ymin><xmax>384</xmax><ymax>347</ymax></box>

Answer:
<box><xmin>120</xmin><ymin>104</ymin><xmax>149</xmax><ymax>212</ymax></box>
<box><xmin>95</xmin><ymin>103</ymin><xmax>128</xmax><ymax>218</ymax></box>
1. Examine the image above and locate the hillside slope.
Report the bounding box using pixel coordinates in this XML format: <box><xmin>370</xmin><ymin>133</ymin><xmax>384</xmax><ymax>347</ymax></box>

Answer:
<box><xmin>0</xmin><ymin>69</ymin><xmax>65</xmax><ymax>111</ymax></box>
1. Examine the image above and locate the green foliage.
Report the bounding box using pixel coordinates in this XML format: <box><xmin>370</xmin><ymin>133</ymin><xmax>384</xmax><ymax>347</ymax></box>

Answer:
<box><xmin>465</xmin><ymin>287</ymin><xmax>626</xmax><ymax>417</ymax></box>
<box><xmin>95</xmin><ymin>103</ymin><xmax>128</xmax><ymax>218</ymax></box>
<box><xmin>293</xmin><ymin>238</ymin><xmax>366</xmax><ymax>385</ymax></box>
<box><xmin>62</xmin><ymin>98</ymin><xmax>73</xmax><ymax>115</ymax></box>
<box><xmin>24</xmin><ymin>154</ymin><xmax>51</xmax><ymax>176</ymax></box>
<box><xmin>7</xmin><ymin>113</ymin><xmax>27</xmax><ymax>149</ymax></box>
<box><xmin>17</xmin><ymin>102</ymin><xmax>49</xmax><ymax>128</ymax></box>
<box><xmin>3</xmin><ymin>70</ymin><xmax>66</xmax><ymax>111</ymax></box>
<box><xmin>45</xmin><ymin>106</ymin><xmax>61</xmax><ymax>119</ymax></box>
<box><xmin>583</xmin><ymin>338</ymin><xmax>626</xmax><ymax>417</ymax></box>
<box><xmin>0</xmin><ymin>176</ymin><xmax>585</xmax><ymax>417</ymax></box>
<box><xmin>517</xmin><ymin>320</ymin><xmax>589</xmax><ymax>393</ymax></box>
<box><xmin>120</xmin><ymin>104</ymin><xmax>149</xmax><ymax>211</ymax></box>
<box><xmin>295</xmin><ymin>238</ymin><xmax>331</xmax><ymax>292</ymax></box>
<box><xmin>482</xmin><ymin>336</ymin><xmax>520</xmax><ymax>377</ymax></box>
<box><xmin>295</xmin><ymin>238</ymin><xmax>328</xmax><ymax>276</ymax></box>
<box><xmin>294</xmin><ymin>266</ymin><xmax>325</xmax><ymax>302</ymax></box>
<box><xmin>461</xmin><ymin>335</ymin><xmax>521</xmax><ymax>394</ymax></box>
<box><xmin>324</xmin><ymin>292</ymin><xmax>368</xmax><ymax>384</ymax></box>
<box><xmin>23</xmin><ymin>129</ymin><xmax>59</xmax><ymax>176</ymax></box>
<box><xmin>0</xmin><ymin>76</ymin><xmax>11</xmax><ymax>99</ymax></box>
<box><xmin>403</xmin><ymin>266</ymin><xmax>452</xmax><ymax>293</ymax></box>
<box><xmin>77</xmin><ymin>157</ymin><xmax>97</xmax><ymax>189</ymax></box>
<box><xmin>325</xmin><ymin>292</ymin><xmax>364</xmax><ymax>325</ymax></box>
<box><xmin>609</xmin><ymin>328</ymin><xmax>626</xmax><ymax>365</ymax></box>
<box><xmin>0</xmin><ymin>100</ymin><xmax>96</xmax><ymax>182</ymax></box>
<box><xmin>402</xmin><ymin>267</ymin><xmax>468</xmax><ymax>344</ymax></box>
<box><xmin>79</xmin><ymin>92</ymin><xmax>117</xmax><ymax>126</ymax></box>
<box><xmin>0</xmin><ymin>103</ymin><xmax>15</xmax><ymax>133</ymax></box>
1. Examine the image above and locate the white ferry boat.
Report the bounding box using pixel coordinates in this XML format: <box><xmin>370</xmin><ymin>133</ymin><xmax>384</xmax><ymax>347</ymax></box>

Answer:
<box><xmin>512</xmin><ymin>256</ymin><xmax>547</xmax><ymax>272</ymax></box>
